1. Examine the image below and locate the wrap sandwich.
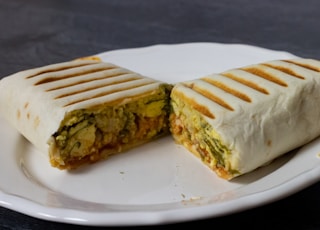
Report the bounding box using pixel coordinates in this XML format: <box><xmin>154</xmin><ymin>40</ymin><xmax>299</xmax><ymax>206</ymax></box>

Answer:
<box><xmin>169</xmin><ymin>58</ymin><xmax>320</xmax><ymax>180</ymax></box>
<box><xmin>0</xmin><ymin>58</ymin><xmax>172</xmax><ymax>169</ymax></box>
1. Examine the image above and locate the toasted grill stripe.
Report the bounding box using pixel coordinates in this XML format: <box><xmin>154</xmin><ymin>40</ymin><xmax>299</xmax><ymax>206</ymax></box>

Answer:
<box><xmin>183</xmin><ymin>82</ymin><xmax>234</xmax><ymax>111</ymax></box>
<box><xmin>221</xmin><ymin>72</ymin><xmax>269</xmax><ymax>94</ymax></box>
<box><xmin>262</xmin><ymin>63</ymin><xmax>305</xmax><ymax>79</ymax></box>
<box><xmin>284</xmin><ymin>59</ymin><xmax>320</xmax><ymax>72</ymax></box>
<box><xmin>201</xmin><ymin>77</ymin><xmax>251</xmax><ymax>102</ymax></box>
<box><xmin>35</xmin><ymin>66</ymin><xmax>115</xmax><ymax>85</ymax></box>
<box><xmin>173</xmin><ymin>88</ymin><xmax>215</xmax><ymax>119</ymax></box>
<box><xmin>62</xmin><ymin>80</ymin><xmax>156</xmax><ymax>107</ymax></box>
<box><xmin>241</xmin><ymin>66</ymin><xmax>288</xmax><ymax>87</ymax></box>
<box><xmin>26</xmin><ymin>61</ymin><xmax>100</xmax><ymax>79</ymax></box>
<box><xmin>46</xmin><ymin>71</ymin><xmax>132</xmax><ymax>92</ymax></box>
<box><xmin>61</xmin><ymin>82</ymin><xmax>165</xmax><ymax>110</ymax></box>
<box><xmin>54</xmin><ymin>76</ymin><xmax>141</xmax><ymax>99</ymax></box>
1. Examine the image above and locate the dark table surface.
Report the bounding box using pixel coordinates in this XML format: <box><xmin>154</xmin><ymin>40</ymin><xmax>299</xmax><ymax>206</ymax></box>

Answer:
<box><xmin>1</xmin><ymin>0</ymin><xmax>320</xmax><ymax>229</ymax></box>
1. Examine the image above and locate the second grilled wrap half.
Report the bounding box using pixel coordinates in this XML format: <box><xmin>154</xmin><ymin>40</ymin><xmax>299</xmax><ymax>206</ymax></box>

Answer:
<box><xmin>169</xmin><ymin>58</ymin><xmax>320</xmax><ymax>180</ymax></box>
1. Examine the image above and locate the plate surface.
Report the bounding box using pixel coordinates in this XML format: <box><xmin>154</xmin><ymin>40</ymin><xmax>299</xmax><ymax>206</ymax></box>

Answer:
<box><xmin>1</xmin><ymin>42</ymin><xmax>320</xmax><ymax>226</ymax></box>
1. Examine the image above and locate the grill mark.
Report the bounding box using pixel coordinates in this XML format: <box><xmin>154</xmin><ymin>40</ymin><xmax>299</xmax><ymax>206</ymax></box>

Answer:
<box><xmin>63</xmin><ymin>82</ymin><xmax>154</xmax><ymax>107</ymax></box>
<box><xmin>26</xmin><ymin>62</ymin><xmax>97</xmax><ymax>79</ymax></box>
<box><xmin>34</xmin><ymin>66</ymin><xmax>115</xmax><ymax>85</ymax></box>
<box><xmin>75</xmin><ymin>56</ymin><xmax>101</xmax><ymax>61</ymax></box>
<box><xmin>262</xmin><ymin>63</ymin><xmax>305</xmax><ymax>79</ymax></box>
<box><xmin>174</xmin><ymin>90</ymin><xmax>215</xmax><ymax>119</ymax></box>
<box><xmin>46</xmin><ymin>72</ymin><xmax>132</xmax><ymax>91</ymax></box>
<box><xmin>221</xmin><ymin>72</ymin><xmax>269</xmax><ymax>95</ymax></box>
<box><xmin>284</xmin><ymin>60</ymin><xmax>320</xmax><ymax>72</ymax></box>
<box><xmin>183</xmin><ymin>82</ymin><xmax>234</xmax><ymax>111</ymax></box>
<box><xmin>96</xmin><ymin>90</ymin><xmax>157</xmax><ymax>109</ymax></box>
<box><xmin>241</xmin><ymin>67</ymin><xmax>288</xmax><ymax>87</ymax></box>
<box><xmin>202</xmin><ymin>77</ymin><xmax>252</xmax><ymax>102</ymax></box>
<box><xmin>54</xmin><ymin>77</ymin><xmax>141</xmax><ymax>99</ymax></box>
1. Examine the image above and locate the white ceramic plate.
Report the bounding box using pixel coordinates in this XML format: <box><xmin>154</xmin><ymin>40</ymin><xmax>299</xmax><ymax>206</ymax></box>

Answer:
<box><xmin>1</xmin><ymin>42</ymin><xmax>320</xmax><ymax>227</ymax></box>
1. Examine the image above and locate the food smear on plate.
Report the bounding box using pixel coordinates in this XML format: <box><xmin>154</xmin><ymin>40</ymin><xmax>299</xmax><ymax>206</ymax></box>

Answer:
<box><xmin>169</xmin><ymin>58</ymin><xmax>320</xmax><ymax>180</ymax></box>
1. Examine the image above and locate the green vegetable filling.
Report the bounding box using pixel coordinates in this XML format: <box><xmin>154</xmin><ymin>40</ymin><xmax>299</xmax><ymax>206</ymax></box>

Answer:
<box><xmin>171</xmin><ymin>98</ymin><xmax>239</xmax><ymax>175</ymax></box>
<box><xmin>52</xmin><ymin>84</ymin><xmax>172</xmax><ymax>168</ymax></box>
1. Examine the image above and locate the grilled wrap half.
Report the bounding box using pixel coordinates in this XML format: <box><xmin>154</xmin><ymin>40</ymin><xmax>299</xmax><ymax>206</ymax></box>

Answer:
<box><xmin>0</xmin><ymin>58</ymin><xmax>172</xmax><ymax>169</ymax></box>
<box><xmin>169</xmin><ymin>58</ymin><xmax>320</xmax><ymax>180</ymax></box>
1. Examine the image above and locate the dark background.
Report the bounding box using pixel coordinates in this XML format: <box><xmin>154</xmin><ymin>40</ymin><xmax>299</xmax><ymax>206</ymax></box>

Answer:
<box><xmin>1</xmin><ymin>0</ymin><xmax>320</xmax><ymax>229</ymax></box>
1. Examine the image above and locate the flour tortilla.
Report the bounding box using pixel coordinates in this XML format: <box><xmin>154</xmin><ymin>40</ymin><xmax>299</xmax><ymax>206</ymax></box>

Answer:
<box><xmin>0</xmin><ymin>58</ymin><xmax>172</xmax><ymax>169</ymax></box>
<box><xmin>169</xmin><ymin>58</ymin><xmax>320</xmax><ymax>179</ymax></box>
